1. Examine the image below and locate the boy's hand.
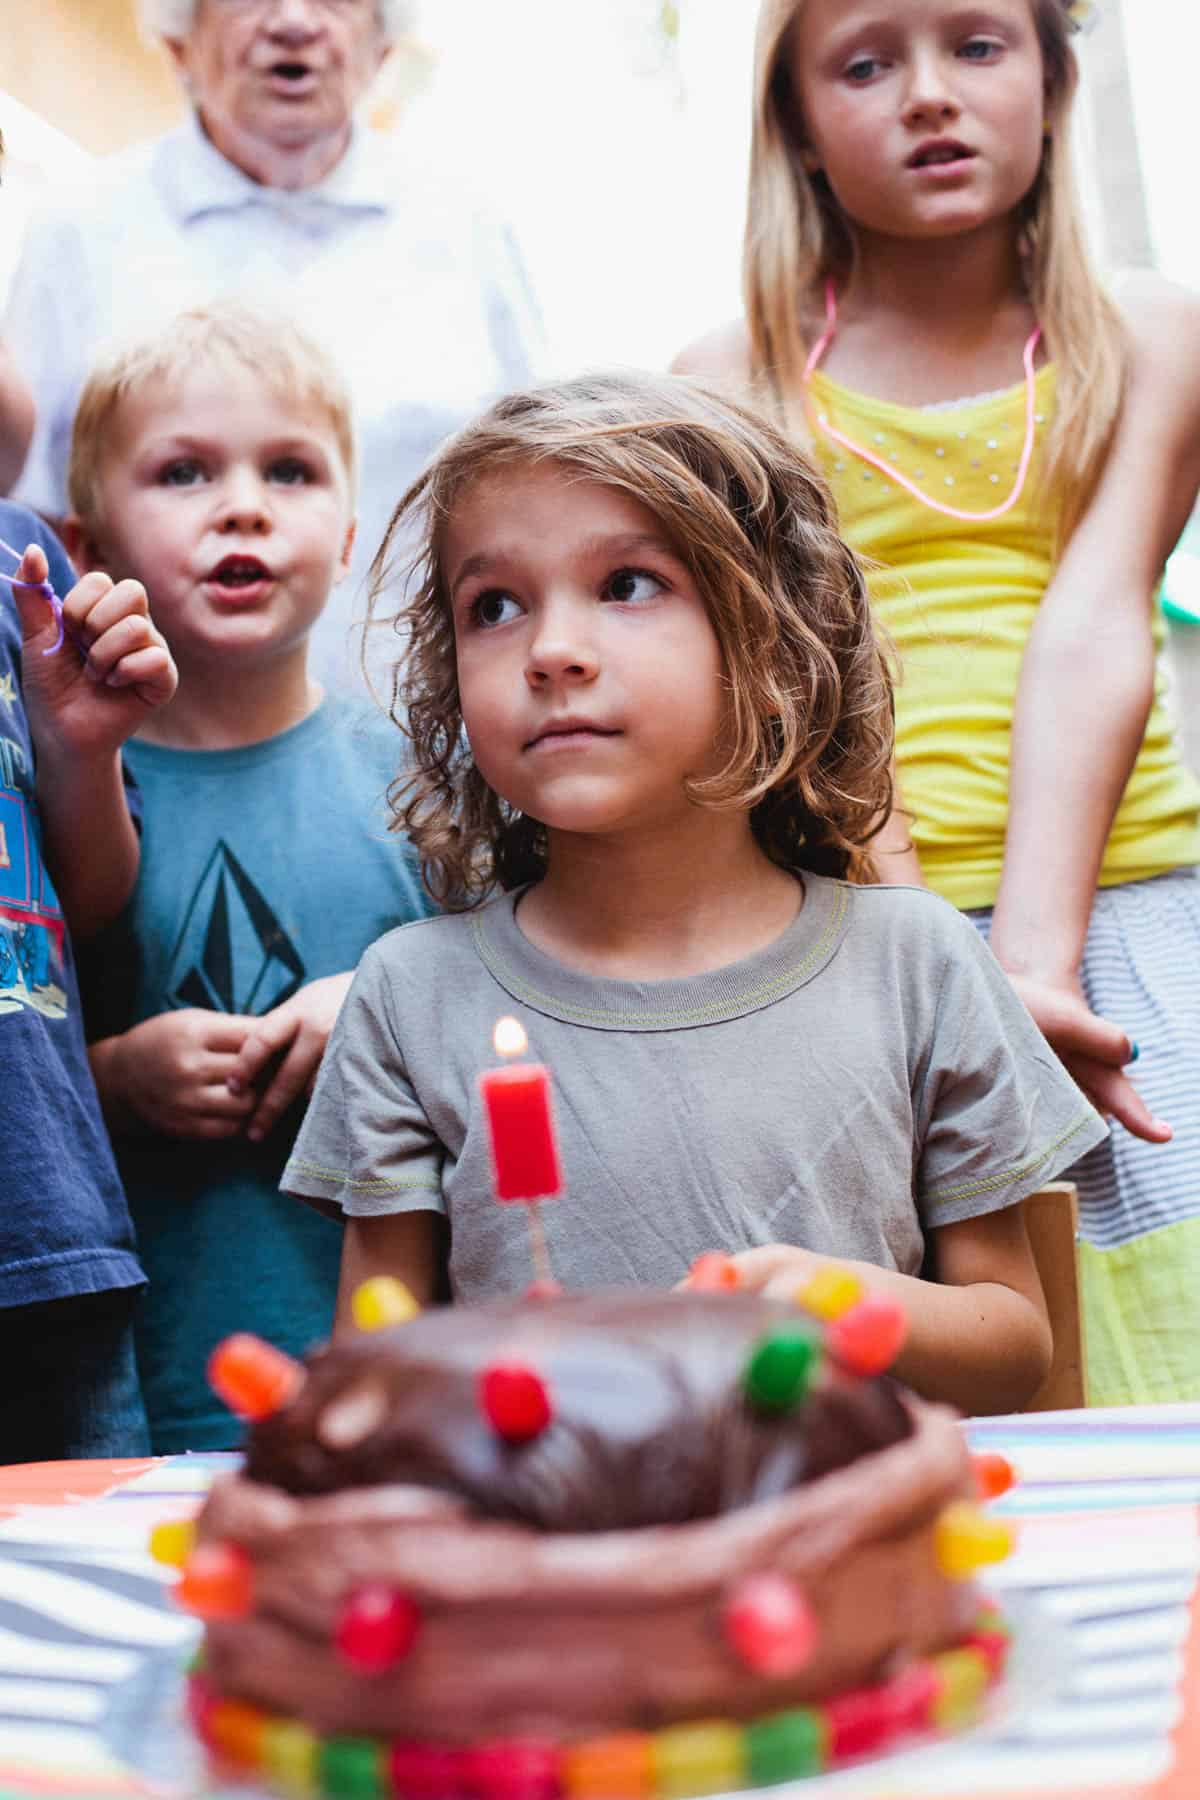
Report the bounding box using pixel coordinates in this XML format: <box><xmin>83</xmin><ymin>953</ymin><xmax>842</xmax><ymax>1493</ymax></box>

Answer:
<box><xmin>226</xmin><ymin>972</ymin><xmax>354</xmax><ymax>1143</ymax></box>
<box><xmin>13</xmin><ymin>544</ymin><xmax>176</xmax><ymax>759</ymax></box>
<box><xmin>107</xmin><ymin>1010</ymin><xmax>259</xmax><ymax>1139</ymax></box>
<box><xmin>1005</xmin><ymin>971</ymin><xmax>1171</xmax><ymax>1144</ymax></box>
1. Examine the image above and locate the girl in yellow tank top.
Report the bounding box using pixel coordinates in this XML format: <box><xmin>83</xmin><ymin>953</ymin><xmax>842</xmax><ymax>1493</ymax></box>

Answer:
<box><xmin>677</xmin><ymin>0</ymin><xmax>1200</xmax><ymax>1406</ymax></box>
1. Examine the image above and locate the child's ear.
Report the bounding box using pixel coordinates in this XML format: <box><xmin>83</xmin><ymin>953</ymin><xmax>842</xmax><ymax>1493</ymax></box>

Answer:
<box><xmin>59</xmin><ymin>516</ymin><xmax>108</xmax><ymax>580</ymax></box>
<box><xmin>336</xmin><ymin>518</ymin><xmax>357</xmax><ymax>584</ymax></box>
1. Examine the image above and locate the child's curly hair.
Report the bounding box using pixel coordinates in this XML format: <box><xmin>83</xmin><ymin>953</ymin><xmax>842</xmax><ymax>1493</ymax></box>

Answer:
<box><xmin>369</xmin><ymin>371</ymin><xmax>895</xmax><ymax>909</ymax></box>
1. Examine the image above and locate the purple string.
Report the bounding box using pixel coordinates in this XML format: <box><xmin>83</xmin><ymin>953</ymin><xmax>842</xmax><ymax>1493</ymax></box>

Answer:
<box><xmin>0</xmin><ymin>536</ymin><xmax>65</xmax><ymax>654</ymax></box>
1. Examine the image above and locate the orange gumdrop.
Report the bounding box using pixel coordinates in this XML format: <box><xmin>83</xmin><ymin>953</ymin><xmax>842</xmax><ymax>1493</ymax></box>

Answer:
<box><xmin>208</xmin><ymin>1333</ymin><xmax>303</xmax><ymax>1420</ymax></box>
<box><xmin>973</xmin><ymin>1452</ymin><xmax>1017</xmax><ymax>1501</ymax></box>
<box><xmin>175</xmin><ymin>1543</ymin><xmax>254</xmax><ymax>1620</ymax></box>
<box><xmin>687</xmin><ymin>1252</ymin><xmax>740</xmax><ymax>1292</ymax></box>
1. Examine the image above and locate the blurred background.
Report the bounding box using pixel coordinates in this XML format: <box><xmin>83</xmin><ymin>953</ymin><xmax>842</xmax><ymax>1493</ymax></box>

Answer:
<box><xmin>1</xmin><ymin>0</ymin><xmax>1197</xmax><ymax>745</ymax></box>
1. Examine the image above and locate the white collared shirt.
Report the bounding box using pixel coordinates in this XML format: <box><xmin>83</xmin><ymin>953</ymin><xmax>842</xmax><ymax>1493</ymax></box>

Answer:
<box><xmin>4</xmin><ymin>111</ymin><xmax>543</xmax><ymax>691</ymax></box>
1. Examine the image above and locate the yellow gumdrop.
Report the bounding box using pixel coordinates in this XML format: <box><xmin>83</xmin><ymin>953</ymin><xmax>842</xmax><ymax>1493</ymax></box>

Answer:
<box><xmin>148</xmin><ymin>1518</ymin><xmax>196</xmax><ymax>1569</ymax></box>
<box><xmin>796</xmin><ymin>1266</ymin><xmax>864</xmax><ymax>1321</ymax></box>
<box><xmin>351</xmin><ymin>1276</ymin><xmax>420</xmax><ymax>1332</ymax></box>
<box><xmin>653</xmin><ymin>1722</ymin><xmax>745</xmax><ymax>1800</ymax></box>
<box><xmin>931</xmin><ymin>1647</ymin><xmax>991</xmax><ymax>1728</ymax></box>
<box><xmin>935</xmin><ymin>1502</ymin><xmax>1016</xmax><ymax>1581</ymax></box>
<box><xmin>263</xmin><ymin>1718</ymin><xmax>320</xmax><ymax>1798</ymax></box>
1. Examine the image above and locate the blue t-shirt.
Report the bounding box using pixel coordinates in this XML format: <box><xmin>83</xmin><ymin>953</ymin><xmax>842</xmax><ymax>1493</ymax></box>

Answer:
<box><xmin>80</xmin><ymin>700</ymin><xmax>431</xmax><ymax>1452</ymax></box>
<box><xmin>0</xmin><ymin>502</ymin><xmax>143</xmax><ymax>1308</ymax></box>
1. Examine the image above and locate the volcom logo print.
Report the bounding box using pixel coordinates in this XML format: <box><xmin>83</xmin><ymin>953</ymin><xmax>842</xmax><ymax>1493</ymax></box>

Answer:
<box><xmin>165</xmin><ymin>841</ymin><xmax>304</xmax><ymax>1014</ymax></box>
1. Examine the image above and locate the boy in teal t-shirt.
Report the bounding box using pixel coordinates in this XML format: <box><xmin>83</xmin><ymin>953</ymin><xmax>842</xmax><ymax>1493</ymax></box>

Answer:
<box><xmin>72</xmin><ymin>305</ymin><xmax>429</xmax><ymax>1451</ymax></box>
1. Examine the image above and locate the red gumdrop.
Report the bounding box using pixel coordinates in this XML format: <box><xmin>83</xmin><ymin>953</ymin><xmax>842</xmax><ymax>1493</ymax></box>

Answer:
<box><xmin>464</xmin><ymin>1740</ymin><xmax>560</xmax><ymax>1800</ymax></box>
<box><xmin>723</xmin><ymin>1572</ymin><xmax>819</xmax><ymax>1677</ymax></box>
<box><xmin>825</xmin><ymin>1684</ymin><xmax>898</xmax><ymax>1763</ymax></box>
<box><xmin>186</xmin><ymin>1672</ymin><xmax>218</xmax><ymax>1737</ymax></box>
<box><xmin>687</xmin><ymin>1252</ymin><xmax>740</xmax><ymax>1292</ymax></box>
<box><xmin>885</xmin><ymin>1663</ymin><xmax>939</xmax><ymax>1735</ymax></box>
<box><xmin>207</xmin><ymin>1333</ymin><xmax>302</xmax><ymax>1420</ymax></box>
<box><xmin>827</xmin><ymin>1296</ymin><xmax>907</xmax><ymax>1377</ymax></box>
<box><xmin>389</xmin><ymin>1742</ymin><xmax>466</xmax><ymax>1799</ymax></box>
<box><xmin>973</xmin><ymin>1452</ymin><xmax>1017</xmax><ymax>1501</ymax></box>
<box><xmin>175</xmin><ymin>1543</ymin><xmax>254</xmax><ymax>1620</ymax></box>
<box><xmin>334</xmin><ymin>1585</ymin><xmax>421</xmax><ymax>1672</ymax></box>
<box><xmin>479</xmin><ymin>1362</ymin><xmax>553</xmax><ymax>1443</ymax></box>
<box><xmin>965</xmin><ymin>1629</ymin><xmax>1011</xmax><ymax>1679</ymax></box>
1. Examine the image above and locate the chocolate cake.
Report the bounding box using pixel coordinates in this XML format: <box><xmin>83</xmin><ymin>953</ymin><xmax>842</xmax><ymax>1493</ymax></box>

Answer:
<box><xmin>180</xmin><ymin>1287</ymin><xmax>1013</xmax><ymax>1793</ymax></box>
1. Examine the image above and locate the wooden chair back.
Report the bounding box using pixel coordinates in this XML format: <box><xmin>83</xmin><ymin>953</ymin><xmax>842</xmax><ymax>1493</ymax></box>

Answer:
<box><xmin>1021</xmin><ymin>1182</ymin><xmax>1086</xmax><ymax>1411</ymax></box>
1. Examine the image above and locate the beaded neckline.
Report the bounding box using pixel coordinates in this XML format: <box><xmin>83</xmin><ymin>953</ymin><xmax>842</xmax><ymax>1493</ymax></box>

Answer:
<box><xmin>803</xmin><ymin>283</ymin><xmax>1043</xmax><ymax>525</ymax></box>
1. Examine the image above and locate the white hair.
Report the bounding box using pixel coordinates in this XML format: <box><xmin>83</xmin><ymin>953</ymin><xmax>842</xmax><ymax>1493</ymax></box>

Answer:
<box><xmin>138</xmin><ymin>0</ymin><xmax>411</xmax><ymax>42</ymax></box>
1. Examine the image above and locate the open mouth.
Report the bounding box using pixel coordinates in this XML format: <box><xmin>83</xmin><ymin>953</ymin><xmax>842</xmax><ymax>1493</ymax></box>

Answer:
<box><xmin>208</xmin><ymin>555</ymin><xmax>272</xmax><ymax>590</ymax></box>
<box><xmin>908</xmin><ymin>141</ymin><xmax>975</xmax><ymax>170</ymax></box>
<box><xmin>271</xmin><ymin>61</ymin><xmax>314</xmax><ymax>84</ymax></box>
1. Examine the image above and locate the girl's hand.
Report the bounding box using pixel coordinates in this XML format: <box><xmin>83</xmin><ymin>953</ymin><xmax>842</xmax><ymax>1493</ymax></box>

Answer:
<box><xmin>715</xmin><ymin>1244</ymin><xmax>878</xmax><ymax>1301</ymax></box>
<box><xmin>226</xmin><ymin>972</ymin><xmax>354</xmax><ymax>1143</ymax></box>
<box><xmin>94</xmin><ymin>1011</ymin><xmax>259</xmax><ymax>1140</ymax></box>
<box><xmin>1004</xmin><ymin>971</ymin><xmax>1171</xmax><ymax>1144</ymax></box>
<box><xmin>14</xmin><ymin>545</ymin><xmax>176</xmax><ymax>760</ymax></box>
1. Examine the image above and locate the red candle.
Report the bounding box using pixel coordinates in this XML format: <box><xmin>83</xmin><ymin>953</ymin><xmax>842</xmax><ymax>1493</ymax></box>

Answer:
<box><xmin>479</xmin><ymin>1062</ymin><xmax>563</xmax><ymax>1201</ymax></box>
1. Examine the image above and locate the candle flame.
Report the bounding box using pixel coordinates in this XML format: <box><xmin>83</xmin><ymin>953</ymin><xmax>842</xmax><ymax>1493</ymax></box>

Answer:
<box><xmin>493</xmin><ymin>1015</ymin><xmax>528</xmax><ymax>1059</ymax></box>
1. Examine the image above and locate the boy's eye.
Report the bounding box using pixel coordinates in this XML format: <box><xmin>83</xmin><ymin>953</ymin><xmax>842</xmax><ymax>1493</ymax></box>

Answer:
<box><xmin>844</xmin><ymin>54</ymin><xmax>885</xmax><ymax>83</ymax></box>
<box><xmin>959</xmin><ymin>36</ymin><xmax>1003</xmax><ymax>61</ymax></box>
<box><xmin>268</xmin><ymin>456</ymin><xmax>313</xmax><ymax>486</ymax></box>
<box><xmin>158</xmin><ymin>458</ymin><xmax>206</xmax><ymax>487</ymax></box>
<box><xmin>471</xmin><ymin>589</ymin><xmax>523</xmax><ymax>629</ymax></box>
<box><xmin>604</xmin><ymin>568</ymin><xmax>664</xmax><ymax>605</ymax></box>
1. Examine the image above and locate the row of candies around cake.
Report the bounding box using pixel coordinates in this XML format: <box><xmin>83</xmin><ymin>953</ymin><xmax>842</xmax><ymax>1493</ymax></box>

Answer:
<box><xmin>151</xmin><ymin>1267</ymin><xmax>1018</xmax><ymax>1694</ymax></box>
<box><xmin>183</xmin><ymin>1596</ymin><xmax>1010</xmax><ymax>1800</ymax></box>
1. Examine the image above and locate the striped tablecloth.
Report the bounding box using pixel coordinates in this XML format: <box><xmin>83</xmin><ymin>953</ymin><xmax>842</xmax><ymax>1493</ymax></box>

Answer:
<box><xmin>2</xmin><ymin>1405</ymin><xmax>1200</xmax><ymax>1799</ymax></box>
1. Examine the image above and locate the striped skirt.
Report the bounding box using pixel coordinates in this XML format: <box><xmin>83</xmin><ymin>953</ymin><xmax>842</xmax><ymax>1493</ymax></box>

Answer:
<box><xmin>970</xmin><ymin>869</ymin><xmax>1200</xmax><ymax>1406</ymax></box>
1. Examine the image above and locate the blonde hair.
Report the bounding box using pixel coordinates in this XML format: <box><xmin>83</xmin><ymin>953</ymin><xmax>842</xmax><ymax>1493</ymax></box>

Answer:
<box><xmin>745</xmin><ymin>0</ymin><xmax>1126</xmax><ymax>540</ymax></box>
<box><xmin>370</xmin><ymin>371</ymin><xmax>895</xmax><ymax>909</ymax></box>
<box><xmin>68</xmin><ymin>303</ymin><xmax>356</xmax><ymax>530</ymax></box>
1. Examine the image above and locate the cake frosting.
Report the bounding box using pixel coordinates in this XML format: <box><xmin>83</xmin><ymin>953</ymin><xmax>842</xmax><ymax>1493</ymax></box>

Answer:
<box><xmin>193</xmin><ymin>1290</ymin><xmax>987</xmax><ymax>1748</ymax></box>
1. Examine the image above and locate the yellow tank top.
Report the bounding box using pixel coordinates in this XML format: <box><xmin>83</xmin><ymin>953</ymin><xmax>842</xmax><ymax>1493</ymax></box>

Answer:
<box><xmin>808</xmin><ymin>364</ymin><xmax>1200</xmax><ymax>910</ymax></box>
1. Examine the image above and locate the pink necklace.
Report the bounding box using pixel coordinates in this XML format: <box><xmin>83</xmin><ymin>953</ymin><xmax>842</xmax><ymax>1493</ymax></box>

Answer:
<box><xmin>802</xmin><ymin>281</ymin><xmax>1043</xmax><ymax>525</ymax></box>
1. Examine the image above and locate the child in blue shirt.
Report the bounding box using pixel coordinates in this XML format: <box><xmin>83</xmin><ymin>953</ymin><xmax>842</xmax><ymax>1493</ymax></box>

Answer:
<box><xmin>71</xmin><ymin>304</ymin><xmax>429</xmax><ymax>1452</ymax></box>
<box><xmin>0</xmin><ymin>512</ymin><xmax>176</xmax><ymax>1462</ymax></box>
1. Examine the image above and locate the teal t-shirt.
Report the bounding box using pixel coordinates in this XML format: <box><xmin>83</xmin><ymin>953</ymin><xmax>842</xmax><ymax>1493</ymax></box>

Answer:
<box><xmin>80</xmin><ymin>700</ymin><xmax>430</xmax><ymax>1452</ymax></box>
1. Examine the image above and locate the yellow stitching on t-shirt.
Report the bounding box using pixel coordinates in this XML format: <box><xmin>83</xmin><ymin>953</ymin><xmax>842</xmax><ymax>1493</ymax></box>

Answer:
<box><xmin>471</xmin><ymin>884</ymin><xmax>849</xmax><ymax>1028</ymax></box>
<box><xmin>286</xmin><ymin>1159</ymin><xmax>439</xmax><ymax>1196</ymax></box>
<box><xmin>926</xmin><ymin>1111</ymin><xmax>1096</xmax><ymax>1208</ymax></box>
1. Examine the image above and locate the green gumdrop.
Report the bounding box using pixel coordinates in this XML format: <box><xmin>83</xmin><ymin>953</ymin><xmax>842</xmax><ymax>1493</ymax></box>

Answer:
<box><xmin>744</xmin><ymin>1328</ymin><xmax>820</xmax><ymax>1412</ymax></box>
<box><xmin>745</xmin><ymin>1708</ymin><xmax>827</xmax><ymax>1784</ymax></box>
<box><xmin>319</xmin><ymin>1736</ymin><xmax>383</xmax><ymax>1800</ymax></box>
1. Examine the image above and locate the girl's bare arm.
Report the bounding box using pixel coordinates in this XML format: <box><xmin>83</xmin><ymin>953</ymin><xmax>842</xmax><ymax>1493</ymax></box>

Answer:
<box><xmin>728</xmin><ymin>1205</ymin><xmax>1052</xmax><ymax>1416</ymax></box>
<box><xmin>0</xmin><ymin>343</ymin><xmax>34</xmax><ymax>494</ymax></box>
<box><xmin>336</xmin><ymin>1213</ymin><xmax>440</xmax><ymax>1333</ymax></box>
<box><xmin>989</xmin><ymin>275</ymin><xmax>1200</xmax><ymax>1137</ymax></box>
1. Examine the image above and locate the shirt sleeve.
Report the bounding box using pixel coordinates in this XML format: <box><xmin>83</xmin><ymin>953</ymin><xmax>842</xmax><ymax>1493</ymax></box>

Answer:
<box><xmin>915</xmin><ymin>908</ymin><xmax>1108</xmax><ymax>1229</ymax></box>
<box><xmin>282</xmin><ymin>940</ymin><xmax>447</xmax><ymax>1221</ymax></box>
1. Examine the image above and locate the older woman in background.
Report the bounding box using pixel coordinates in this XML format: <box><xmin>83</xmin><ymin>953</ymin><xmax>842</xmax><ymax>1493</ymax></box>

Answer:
<box><xmin>3</xmin><ymin>0</ymin><xmax>542</xmax><ymax>689</ymax></box>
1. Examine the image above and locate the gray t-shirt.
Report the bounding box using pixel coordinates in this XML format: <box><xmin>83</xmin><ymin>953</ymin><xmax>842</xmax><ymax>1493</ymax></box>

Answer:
<box><xmin>284</xmin><ymin>876</ymin><xmax>1106</xmax><ymax>1299</ymax></box>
